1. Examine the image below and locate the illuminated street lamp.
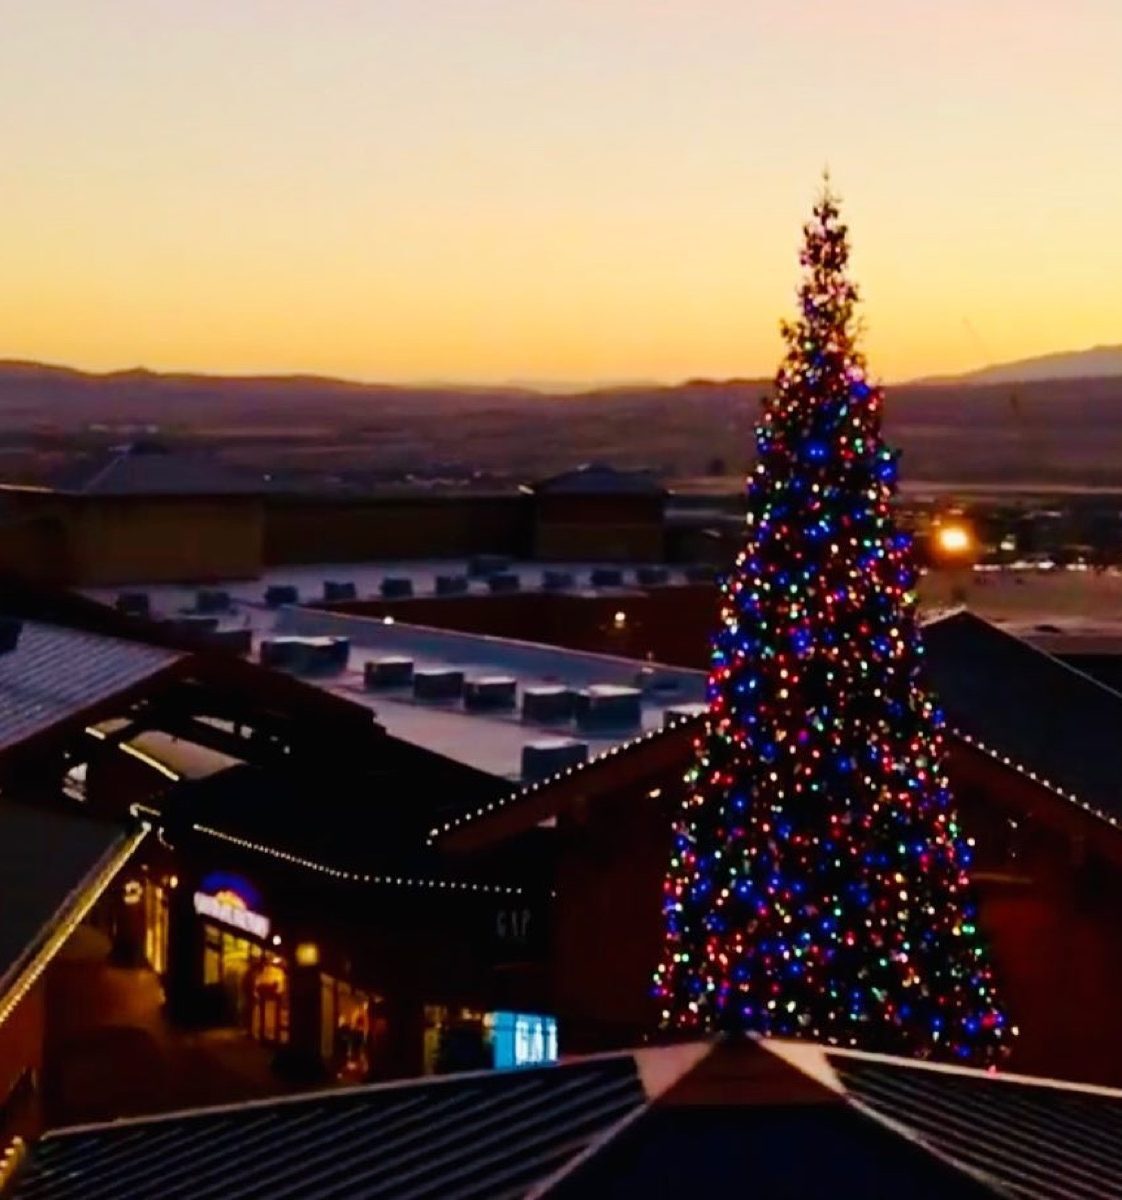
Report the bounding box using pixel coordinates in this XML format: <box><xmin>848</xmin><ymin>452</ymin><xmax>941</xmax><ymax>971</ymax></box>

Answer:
<box><xmin>935</xmin><ymin>523</ymin><xmax>973</xmax><ymax>557</ymax></box>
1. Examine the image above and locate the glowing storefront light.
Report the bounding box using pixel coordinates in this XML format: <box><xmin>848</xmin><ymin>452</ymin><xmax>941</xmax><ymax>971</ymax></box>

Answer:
<box><xmin>491</xmin><ymin>1012</ymin><xmax>558</xmax><ymax>1069</ymax></box>
<box><xmin>193</xmin><ymin>887</ymin><xmax>271</xmax><ymax>941</ymax></box>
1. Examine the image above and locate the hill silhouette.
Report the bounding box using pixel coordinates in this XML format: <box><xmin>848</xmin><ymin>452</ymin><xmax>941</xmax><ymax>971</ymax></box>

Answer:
<box><xmin>916</xmin><ymin>344</ymin><xmax>1122</xmax><ymax>387</ymax></box>
<box><xmin>2</xmin><ymin>359</ymin><xmax>1122</xmax><ymax>486</ymax></box>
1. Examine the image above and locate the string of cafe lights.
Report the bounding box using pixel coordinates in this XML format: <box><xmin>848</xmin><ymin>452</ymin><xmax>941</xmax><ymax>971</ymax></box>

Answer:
<box><xmin>426</xmin><ymin>713</ymin><xmax>702</xmax><ymax>845</ymax></box>
<box><xmin>950</xmin><ymin>727</ymin><xmax>1121</xmax><ymax>830</ymax></box>
<box><xmin>428</xmin><ymin>709</ymin><xmax>1122</xmax><ymax>847</ymax></box>
<box><xmin>192</xmin><ymin>823</ymin><xmax>525</xmax><ymax>896</ymax></box>
<box><xmin>0</xmin><ymin>829</ymin><xmax>148</xmax><ymax>1033</ymax></box>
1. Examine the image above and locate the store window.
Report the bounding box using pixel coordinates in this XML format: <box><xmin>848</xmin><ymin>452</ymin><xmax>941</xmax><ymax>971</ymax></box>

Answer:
<box><xmin>143</xmin><ymin>880</ymin><xmax>169</xmax><ymax>976</ymax></box>
<box><xmin>200</xmin><ymin>922</ymin><xmax>289</xmax><ymax>1046</ymax></box>
<box><xmin>423</xmin><ymin>1006</ymin><xmax>558</xmax><ymax>1074</ymax></box>
<box><xmin>321</xmin><ymin>975</ymin><xmax>384</xmax><ymax>1080</ymax></box>
<box><xmin>491</xmin><ymin>1012</ymin><xmax>559</xmax><ymax>1069</ymax></box>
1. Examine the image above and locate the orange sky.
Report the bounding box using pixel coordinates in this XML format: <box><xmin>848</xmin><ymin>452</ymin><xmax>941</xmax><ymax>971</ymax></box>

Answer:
<box><xmin>1</xmin><ymin>1</ymin><xmax>1118</xmax><ymax>384</ymax></box>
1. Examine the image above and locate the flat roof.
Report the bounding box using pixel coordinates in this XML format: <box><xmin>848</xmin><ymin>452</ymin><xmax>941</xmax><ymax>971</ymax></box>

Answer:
<box><xmin>434</xmin><ymin>608</ymin><xmax>1122</xmax><ymax>848</ymax></box>
<box><xmin>81</xmin><ymin>567</ymin><xmax>1122</xmax><ymax>823</ymax></box>
<box><xmin>84</xmin><ymin>562</ymin><xmax>705</xmax><ymax>783</ymax></box>
<box><xmin>274</xmin><ymin>608</ymin><xmax>706</xmax><ymax>781</ymax></box>
<box><xmin>84</xmin><ymin>557</ymin><xmax>696</xmax><ymax>615</ymax></box>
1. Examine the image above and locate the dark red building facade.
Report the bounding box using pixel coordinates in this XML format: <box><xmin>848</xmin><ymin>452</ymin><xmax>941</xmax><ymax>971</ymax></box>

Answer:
<box><xmin>437</xmin><ymin>612</ymin><xmax>1122</xmax><ymax>1089</ymax></box>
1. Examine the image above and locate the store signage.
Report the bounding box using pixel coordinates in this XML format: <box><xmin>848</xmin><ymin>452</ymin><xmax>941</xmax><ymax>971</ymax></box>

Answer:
<box><xmin>193</xmin><ymin>888</ymin><xmax>271</xmax><ymax>940</ymax></box>
<box><xmin>495</xmin><ymin>907</ymin><xmax>532</xmax><ymax>941</ymax></box>
<box><xmin>491</xmin><ymin>1012</ymin><xmax>558</xmax><ymax>1070</ymax></box>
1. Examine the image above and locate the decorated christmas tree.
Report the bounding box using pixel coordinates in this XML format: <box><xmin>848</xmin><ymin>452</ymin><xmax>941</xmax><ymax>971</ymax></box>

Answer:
<box><xmin>653</xmin><ymin>182</ymin><xmax>1013</xmax><ymax>1064</ymax></box>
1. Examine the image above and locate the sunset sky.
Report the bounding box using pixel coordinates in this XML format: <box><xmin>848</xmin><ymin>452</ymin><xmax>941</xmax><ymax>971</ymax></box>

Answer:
<box><xmin>1</xmin><ymin>0</ymin><xmax>1118</xmax><ymax>385</ymax></box>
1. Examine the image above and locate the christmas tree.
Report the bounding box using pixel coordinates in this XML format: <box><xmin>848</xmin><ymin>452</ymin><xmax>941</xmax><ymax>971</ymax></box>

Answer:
<box><xmin>653</xmin><ymin>182</ymin><xmax>1013</xmax><ymax>1064</ymax></box>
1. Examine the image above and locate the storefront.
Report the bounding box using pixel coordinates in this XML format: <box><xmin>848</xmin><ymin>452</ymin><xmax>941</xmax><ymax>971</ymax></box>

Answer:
<box><xmin>123</xmin><ymin>759</ymin><xmax>554</xmax><ymax>1083</ymax></box>
<box><xmin>320</xmin><ymin>971</ymin><xmax>383</xmax><ymax>1080</ymax></box>
<box><xmin>139</xmin><ymin>854</ymin><xmax>554</xmax><ymax>1082</ymax></box>
<box><xmin>422</xmin><ymin>1006</ymin><xmax>559</xmax><ymax>1074</ymax></box>
<box><xmin>142</xmin><ymin>875</ymin><xmax>170</xmax><ymax>977</ymax></box>
<box><xmin>188</xmin><ymin>872</ymin><xmax>290</xmax><ymax>1046</ymax></box>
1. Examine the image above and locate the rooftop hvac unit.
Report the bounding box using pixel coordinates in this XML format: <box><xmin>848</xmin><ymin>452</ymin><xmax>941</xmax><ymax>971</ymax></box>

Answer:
<box><xmin>542</xmin><ymin>569</ymin><xmax>574</xmax><ymax>591</ymax></box>
<box><xmin>381</xmin><ymin>576</ymin><xmax>414</xmax><ymax>599</ymax></box>
<box><xmin>468</xmin><ymin>554</ymin><xmax>512</xmax><ymax>578</ymax></box>
<box><xmin>636</xmin><ymin>566</ymin><xmax>670</xmax><ymax>586</ymax></box>
<box><xmin>260</xmin><ymin>636</ymin><xmax>349</xmax><ymax>675</ymax></box>
<box><xmin>206</xmin><ymin>628</ymin><xmax>253</xmax><ymax>655</ymax></box>
<box><xmin>165</xmin><ymin>615</ymin><xmax>220</xmax><ymax>638</ymax></box>
<box><xmin>487</xmin><ymin>572</ymin><xmax>521</xmax><ymax>594</ymax></box>
<box><xmin>303</xmin><ymin>636</ymin><xmax>350</xmax><ymax>674</ymax></box>
<box><xmin>364</xmin><ymin>657</ymin><xmax>415</xmax><ymax>689</ymax></box>
<box><xmin>634</xmin><ymin>666</ymin><xmax>681</xmax><ymax>695</ymax></box>
<box><xmin>435</xmin><ymin>574</ymin><xmax>470</xmax><ymax>596</ymax></box>
<box><xmin>414</xmin><ymin>668</ymin><xmax>465</xmax><ymax>702</ymax></box>
<box><xmin>464</xmin><ymin>676</ymin><xmax>518</xmax><ymax>711</ymax></box>
<box><xmin>195</xmin><ymin>589</ymin><xmax>231</xmax><ymax>614</ymax></box>
<box><xmin>260</xmin><ymin>637</ymin><xmax>305</xmax><ymax>670</ymax></box>
<box><xmin>590</xmin><ymin>567</ymin><xmax>624</xmax><ymax>588</ymax></box>
<box><xmin>323</xmin><ymin>580</ymin><xmax>357</xmax><ymax>602</ymax></box>
<box><xmin>0</xmin><ymin>618</ymin><xmax>22</xmax><ymax>655</ymax></box>
<box><xmin>264</xmin><ymin>584</ymin><xmax>299</xmax><ymax>607</ymax></box>
<box><xmin>663</xmin><ymin>703</ymin><xmax>709</xmax><ymax>727</ymax></box>
<box><xmin>522</xmin><ymin>738</ymin><xmax>589</xmax><ymax>782</ymax></box>
<box><xmin>115</xmin><ymin>591</ymin><xmax>150</xmax><ymax>618</ymax></box>
<box><xmin>575</xmin><ymin>684</ymin><xmax>642</xmax><ymax>733</ymax></box>
<box><xmin>521</xmin><ymin>686</ymin><xmax>576</xmax><ymax>724</ymax></box>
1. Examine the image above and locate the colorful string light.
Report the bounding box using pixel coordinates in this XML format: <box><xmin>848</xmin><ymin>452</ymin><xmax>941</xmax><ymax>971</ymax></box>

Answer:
<box><xmin>653</xmin><ymin>184</ymin><xmax>1013</xmax><ymax>1065</ymax></box>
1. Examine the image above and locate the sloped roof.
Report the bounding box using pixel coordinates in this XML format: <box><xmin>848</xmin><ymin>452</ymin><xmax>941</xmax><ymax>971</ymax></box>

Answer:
<box><xmin>542</xmin><ymin>1039</ymin><xmax>1122</xmax><ymax>1198</ymax></box>
<box><xmin>0</xmin><ymin>804</ymin><xmax>141</xmax><ymax>1023</ymax></box>
<box><xmin>540</xmin><ymin>1040</ymin><xmax>1000</xmax><ymax>1198</ymax></box>
<box><xmin>164</xmin><ymin>762</ymin><xmax>530</xmax><ymax>897</ymax></box>
<box><xmin>0</xmin><ymin>621</ymin><xmax>183</xmax><ymax>753</ymax></box>
<box><xmin>436</xmin><ymin>607</ymin><xmax>1122</xmax><ymax>848</ymax></box>
<box><xmin>18</xmin><ymin>1039</ymin><xmax>1120</xmax><ymax>1199</ymax></box>
<box><xmin>923</xmin><ymin>608</ymin><xmax>1122</xmax><ymax>823</ymax></box>
<box><xmin>530</xmin><ymin>463</ymin><xmax>665</xmax><ymax>496</ymax></box>
<box><xmin>828</xmin><ymin>1049</ymin><xmax>1122</xmax><ymax>1199</ymax></box>
<box><xmin>10</xmin><ymin>1055</ymin><xmax>647</xmax><ymax>1200</ymax></box>
<box><xmin>45</xmin><ymin>443</ymin><xmax>264</xmax><ymax>497</ymax></box>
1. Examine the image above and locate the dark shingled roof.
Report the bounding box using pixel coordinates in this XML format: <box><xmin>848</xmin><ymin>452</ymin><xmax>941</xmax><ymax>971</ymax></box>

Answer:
<box><xmin>541</xmin><ymin>1040</ymin><xmax>1002</xmax><ymax>1199</ymax></box>
<box><xmin>831</xmin><ymin>1050</ymin><xmax>1122</xmax><ymax>1200</ymax></box>
<box><xmin>434</xmin><ymin>608</ymin><xmax>1122</xmax><ymax>848</ymax></box>
<box><xmin>543</xmin><ymin>1040</ymin><xmax>1122</xmax><ymax>1198</ymax></box>
<box><xmin>10</xmin><ymin>1055</ymin><xmax>646</xmax><ymax>1200</ymax></box>
<box><xmin>923</xmin><ymin>609</ymin><xmax>1122</xmax><ymax>822</ymax></box>
<box><xmin>0</xmin><ymin>621</ymin><xmax>182</xmax><ymax>753</ymax></box>
<box><xmin>0</xmin><ymin>804</ymin><xmax>132</xmax><ymax>1000</ymax></box>
<box><xmin>531</xmin><ymin>462</ymin><xmax>665</xmax><ymax>496</ymax></box>
<box><xmin>46</xmin><ymin>442</ymin><xmax>264</xmax><ymax>497</ymax></box>
<box><xmin>14</xmin><ymin>1039</ymin><xmax>1122</xmax><ymax>1199</ymax></box>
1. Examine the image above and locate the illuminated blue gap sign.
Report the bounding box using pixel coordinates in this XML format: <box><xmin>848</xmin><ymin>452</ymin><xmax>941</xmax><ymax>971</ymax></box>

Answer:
<box><xmin>491</xmin><ymin>1012</ymin><xmax>558</xmax><ymax>1070</ymax></box>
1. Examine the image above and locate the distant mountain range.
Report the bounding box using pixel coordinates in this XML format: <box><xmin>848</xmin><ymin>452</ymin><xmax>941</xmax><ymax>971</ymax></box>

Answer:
<box><xmin>3</xmin><ymin>347</ymin><xmax>1122</xmax><ymax>488</ymax></box>
<box><xmin>914</xmin><ymin>345</ymin><xmax>1122</xmax><ymax>387</ymax></box>
<box><xmin>1</xmin><ymin>343</ymin><xmax>1119</xmax><ymax>400</ymax></box>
